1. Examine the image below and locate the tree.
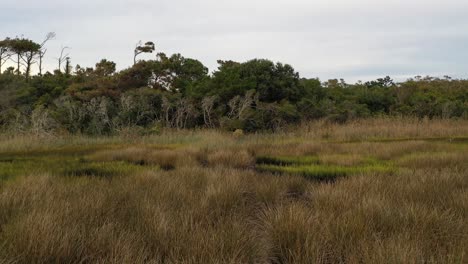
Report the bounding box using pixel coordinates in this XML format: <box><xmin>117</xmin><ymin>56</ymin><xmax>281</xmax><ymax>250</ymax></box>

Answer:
<box><xmin>8</xmin><ymin>37</ymin><xmax>41</xmax><ymax>79</ymax></box>
<box><xmin>0</xmin><ymin>38</ymin><xmax>12</xmax><ymax>74</ymax></box>
<box><xmin>173</xmin><ymin>98</ymin><xmax>197</xmax><ymax>129</ymax></box>
<box><xmin>7</xmin><ymin>37</ymin><xmax>26</xmax><ymax>76</ymax></box>
<box><xmin>164</xmin><ymin>53</ymin><xmax>208</xmax><ymax>94</ymax></box>
<box><xmin>201</xmin><ymin>96</ymin><xmax>217</xmax><ymax>128</ymax></box>
<box><xmin>57</xmin><ymin>46</ymin><xmax>70</xmax><ymax>73</ymax></box>
<box><xmin>94</xmin><ymin>59</ymin><xmax>116</xmax><ymax>77</ymax></box>
<box><xmin>117</xmin><ymin>61</ymin><xmax>156</xmax><ymax>90</ymax></box>
<box><xmin>202</xmin><ymin>59</ymin><xmax>303</xmax><ymax>104</ymax></box>
<box><xmin>38</xmin><ymin>32</ymin><xmax>56</xmax><ymax>75</ymax></box>
<box><xmin>134</xmin><ymin>41</ymin><xmax>155</xmax><ymax>65</ymax></box>
<box><xmin>227</xmin><ymin>90</ymin><xmax>258</xmax><ymax>121</ymax></box>
<box><xmin>365</xmin><ymin>76</ymin><xmax>394</xmax><ymax>88</ymax></box>
<box><xmin>64</xmin><ymin>57</ymin><xmax>72</xmax><ymax>76</ymax></box>
<box><xmin>20</xmin><ymin>40</ymin><xmax>41</xmax><ymax>80</ymax></box>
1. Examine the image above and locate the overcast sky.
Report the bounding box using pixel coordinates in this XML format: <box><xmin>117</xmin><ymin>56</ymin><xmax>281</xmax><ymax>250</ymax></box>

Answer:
<box><xmin>2</xmin><ymin>0</ymin><xmax>468</xmax><ymax>82</ymax></box>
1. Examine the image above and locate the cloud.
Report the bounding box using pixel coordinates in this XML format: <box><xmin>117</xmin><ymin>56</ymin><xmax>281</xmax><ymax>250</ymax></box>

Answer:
<box><xmin>1</xmin><ymin>0</ymin><xmax>468</xmax><ymax>82</ymax></box>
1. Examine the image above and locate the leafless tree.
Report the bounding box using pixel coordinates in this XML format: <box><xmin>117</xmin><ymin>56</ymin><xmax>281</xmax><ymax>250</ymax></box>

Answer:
<box><xmin>118</xmin><ymin>94</ymin><xmax>149</xmax><ymax>127</ymax></box>
<box><xmin>238</xmin><ymin>90</ymin><xmax>257</xmax><ymax>120</ymax></box>
<box><xmin>201</xmin><ymin>96</ymin><xmax>217</xmax><ymax>128</ymax></box>
<box><xmin>162</xmin><ymin>96</ymin><xmax>173</xmax><ymax>127</ymax></box>
<box><xmin>56</xmin><ymin>46</ymin><xmax>70</xmax><ymax>73</ymax></box>
<box><xmin>228</xmin><ymin>95</ymin><xmax>241</xmax><ymax>119</ymax></box>
<box><xmin>38</xmin><ymin>32</ymin><xmax>56</xmax><ymax>75</ymax></box>
<box><xmin>227</xmin><ymin>90</ymin><xmax>257</xmax><ymax>121</ymax></box>
<box><xmin>85</xmin><ymin>97</ymin><xmax>112</xmax><ymax>134</ymax></box>
<box><xmin>174</xmin><ymin>99</ymin><xmax>186</xmax><ymax>129</ymax></box>
<box><xmin>54</xmin><ymin>96</ymin><xmax>87</xmax><ymax>133</ymax></box>
<box><xmin>173</xmin><ymin>98</ymin><xmax>197</xmax><ymax>129</ymax></box>
<box><xmin>31</xmin><ymin>106</ymin><xmax>57</xmax><ymax>137</ymax></box>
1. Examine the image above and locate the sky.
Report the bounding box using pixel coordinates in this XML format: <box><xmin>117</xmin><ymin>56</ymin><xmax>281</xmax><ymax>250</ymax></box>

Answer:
<box><xmin>1</xmin><ymin>0</ymin><xmax>468</xmax><ymax>83</ymax></box>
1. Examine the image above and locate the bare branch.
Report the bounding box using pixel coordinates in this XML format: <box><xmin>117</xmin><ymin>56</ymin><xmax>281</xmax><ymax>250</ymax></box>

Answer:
<box><xmin>38</xmin><ymin>32</ymin><xmax>56</xmax><ymax>75</ymax></box>
<box><xmin>40</xmin><ymin>32</ymin><xmax>56</xmax><ymax>47</ymax></box>
<box><xmin>56</xmin><ymin>46</ymin><xmax>71</xmax><ymax>72</ymax></box>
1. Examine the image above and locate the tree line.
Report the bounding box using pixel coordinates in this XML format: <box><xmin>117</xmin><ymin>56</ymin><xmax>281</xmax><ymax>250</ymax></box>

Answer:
<box><xmin>0</xmin><ymin>34</ymin><xmax>467</xmax><ymax>135</ymax></box>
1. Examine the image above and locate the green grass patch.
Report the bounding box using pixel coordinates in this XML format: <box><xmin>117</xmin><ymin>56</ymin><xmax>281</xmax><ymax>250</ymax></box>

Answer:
<box><xmin>257</xmin><ymin>154</ymin><xmax>382</xmax><ymax>167</ymax></box>
<box><xmin>256</xmin><ymin>155</ymin><xmax>320</xmax><ymax>166</ymax></box>
<box><xmin>59</xmin><ymin>161</ymin><xmax>147</xmax><ymax>177</ymax></box>
<box><xmin>257</xmin><ymin>163</ymin><xmax>394</xmax><ymax>181</ymax></box>
<box><xmin>0</xmin><ymin>156</ymin><xmax>150</xmax><ymax>180</ymax></box>
<box><xmin>256</xmin><ymin>154</ymin><xmax>393</xmax><ymax>181</ymax></box>
<box><xmin>0</xmin><ymin>146</ymin><xmax>160</xmax><ymax>181</ymax></box>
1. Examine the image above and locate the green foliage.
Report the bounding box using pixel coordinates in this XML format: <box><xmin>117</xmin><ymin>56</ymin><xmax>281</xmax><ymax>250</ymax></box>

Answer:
<box><xmin>134</xmin><ymin>41</ymin><xmax>155</xmax><ymax>64</ymax></box>
<box><xmin>94</xmin><ymin>59</ymin><xmax>116</xmax><ymax>77</ymax></box>
<box><xmin>194</xmin><ymin>59</ymin><xmax>303</xmax><ymax>104</ymax></box>
<box><xmin>239</xmin><ymin>100</ymin><xmax>300</xmax><ymax>132</ymax></box>
<box><xmin>0</xmin><ymin>35</ymin><xmax>467</xmax><ymax>134</ymax></box>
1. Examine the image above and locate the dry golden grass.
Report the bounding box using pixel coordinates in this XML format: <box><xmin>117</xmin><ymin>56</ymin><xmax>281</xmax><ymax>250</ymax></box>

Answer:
<box><xmin>90</xmin><ymin>147</ymin><xmax>183</xmax><ymax>170</ymax></box>
<box><xmin>1</xmin><ymin>168</ymin><xmax>466</xmax><ymax>263</ymax></box>
<box><xmin>0</xmin><ymin>117</ymin><xmax>467</xmax><ymax>263</ymax></box>
<box><xmin>0</xmin><ymin>169</ymin><xmax>303</xmax><ymax>263</ymax></box>
<box><xmin>298</xmin><ymin>117</ymin><xmax>468</xmax><ymax>141</ymax></box>
<box><xmin>329</xmin><ymin>141</ymin><xmax>455</xmax><ymax>160</ymax></box>
<box><xmin>262</xmin><ymin>169</ymin><xmax>468</xmax><ymax>263</ymax></box>
<box><xmin>397</xmin><ymin>151</ymin><xmax>468</xmax><ymax>170</ymax></box>
<box><xmin>205</xmin><ymin>149</ymin><xmax>255</xmax><ymax>169</ymax></box>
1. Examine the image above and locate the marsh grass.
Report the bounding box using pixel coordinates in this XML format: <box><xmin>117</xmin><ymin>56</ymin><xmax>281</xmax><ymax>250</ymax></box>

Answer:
<box><xmin>60</xmin><ymin>161</ymin><xmax>148</xmax><ymax>177</ymax></box>
<box><xmin>0</xmin><ymin>118</ymin><xmax>467</xmax><ymax>263</ymax></box>
<box><xmin>205</xmin><ymin>149</ymin><xmax>255</xmax><ymax>169</ymax></box>
<box><xmin>89</xmin><ymin>147</ymin><xmax>181</xmax><ymax>170</ymax></box>
<box><xmin>297</xmin><ymin>117</ymin><xmax>468</xmax><ymax>141</ymax></box>
<box><xmin>0</xmin><ymin>146</ymin><xmax>153</xmax><ymax>181</ymax></box>
<box><xmin>257</xmin><ymin>163</ymin><xmax>393</xmax><ymax>182</ymax></box>
<box><xmin>256</xmin><ymin>155</ymin><xmax>320</xmax><ymax>166</ymax></box>
<box><xmin>256</xmin><ymin>153</ymin><xmax>390</xmax><ymax>181</ymax></box>
<box><xmin>397</xmin><ymin>151</ymin><xmax>468</xmax><ymax>170</ymax></box>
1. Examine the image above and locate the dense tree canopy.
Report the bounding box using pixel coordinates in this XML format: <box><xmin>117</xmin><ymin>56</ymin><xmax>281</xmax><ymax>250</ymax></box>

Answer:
<box><xmin>0</xmin><ymin>35</ymin><xmax>467</xmax><ymax>134</ymax></box>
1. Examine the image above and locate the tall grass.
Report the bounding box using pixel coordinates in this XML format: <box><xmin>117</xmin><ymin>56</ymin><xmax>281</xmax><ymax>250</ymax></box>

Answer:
<box><xmin>296</xmin><ymin>117</ymin><xmax>468</xmax><ymax>142</ymax></box>
<box><xmin>0</xmin><ymin>117</ymin><xmax>467</xmax><ymax>263</ymax></box>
